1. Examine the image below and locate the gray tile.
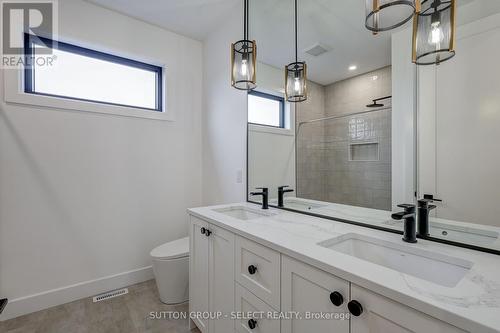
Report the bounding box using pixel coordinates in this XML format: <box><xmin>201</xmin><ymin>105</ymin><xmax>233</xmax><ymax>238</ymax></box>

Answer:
<box><xmin>297</xmin><ymin>66</ymin><xmax>392</xmax><ymax>210</ymax></box>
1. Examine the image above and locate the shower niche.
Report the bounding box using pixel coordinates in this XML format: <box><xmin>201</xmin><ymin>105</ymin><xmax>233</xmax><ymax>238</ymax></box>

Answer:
<box><xmin>349</xmin><ymin>142</ymin><xmax>379</xmax><ymax>162</ymax></box>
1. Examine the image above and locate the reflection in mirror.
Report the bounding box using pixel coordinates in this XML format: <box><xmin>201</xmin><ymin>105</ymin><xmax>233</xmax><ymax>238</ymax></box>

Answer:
<box><xmin>416</xmin><ymin>0</ymin><xmax>500</xmax><ymax>251</ymax></box>
<box><xmin>247</xmin><ymin>0</ymin><xmax>403</xmax><ymax>231</ymax></box>
<box><xmin>247</xmin><ymin>0</ymin><xmax>500</xmax><ymax>253</ymax></box>
<box><xmin>295</xmin><ymin>70</ymin><xmax>392</xmax><ymax>211</ymax></box>
<box><xmin>248</xmin><ymin>63</ymin><xmax>296</xmax><ymax>204</ymax></box>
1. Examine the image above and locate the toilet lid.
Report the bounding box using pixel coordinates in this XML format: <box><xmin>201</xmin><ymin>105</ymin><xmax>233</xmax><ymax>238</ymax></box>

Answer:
<box><xmin>150</xmin><ymin>237</ymin><xmax>189</xmax><ymax>260</ymax></box>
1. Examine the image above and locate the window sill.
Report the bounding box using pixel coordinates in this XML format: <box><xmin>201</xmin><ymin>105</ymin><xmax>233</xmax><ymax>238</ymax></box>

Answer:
<box><xmin>248</xmin><ymin>123</ymin><xmax>294</xmax><ymax>136</ymax></box>
<box><xmin>3</xmin><ymin>68</ymin><xmax>173</xmax><ymax>121</ymax></box>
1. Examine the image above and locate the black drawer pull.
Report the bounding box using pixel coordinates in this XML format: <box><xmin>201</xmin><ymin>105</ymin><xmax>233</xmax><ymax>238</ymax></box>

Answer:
<box><xmin>329</xmin><ymin>291</ymin><xmax>344</xmax><ymax>306</ymax></box>
<box><xmin>248</xmin><ymin>319</ymin><xmax>257</xmax><ymax>329</ymax></box>
<box><xmin>248</xmin><ymin>265</ymin><xmax>258</xmax><ymax>275</ymax></box>
<box><xmin>348</xmin><ymin>300</ymin><xmax>363</xmax><ymax>317</ymax></box>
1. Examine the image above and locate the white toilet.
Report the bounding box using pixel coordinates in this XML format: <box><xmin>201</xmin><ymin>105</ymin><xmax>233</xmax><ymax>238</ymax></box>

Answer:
<box><xmin>150</xmin><ymin>237</ymin><xmax>189</xmax><ymax>304</ymax></box>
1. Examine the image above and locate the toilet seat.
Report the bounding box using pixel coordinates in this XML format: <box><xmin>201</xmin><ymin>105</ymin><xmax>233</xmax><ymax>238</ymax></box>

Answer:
<box><xmin>150</xmin><ymin>237</ymin><xmax>189</xmax><ymax>260</ymax></box>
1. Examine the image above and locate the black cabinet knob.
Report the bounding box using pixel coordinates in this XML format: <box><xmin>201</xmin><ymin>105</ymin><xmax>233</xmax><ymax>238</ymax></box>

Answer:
<box><xmin>205</xmin><ymin>229</ymin><xmax>212</xmax><ymax>237</ymax></box>
<box><xmin>348</xmin><ymin>300</ymin><xmax>363</xmax><ymax>317</ymax></box>
<box><xmin>200</xmin><ymin>227</ymin><xmax>206</xmax><ymax>235</ymax></box>
<box><xmin>248</xmin><ymin>319</ymin><xmax>257</xmax><ymax>329</ymax></box>
<box><xmin>329</xmin><ymin>291</ymin><xmax>344</xmax><ymax>306</ymax></box>
<box><xmin>248</xmin><ymin>265</ymin><xmax>257</xmax><ymax>275</ymax></box>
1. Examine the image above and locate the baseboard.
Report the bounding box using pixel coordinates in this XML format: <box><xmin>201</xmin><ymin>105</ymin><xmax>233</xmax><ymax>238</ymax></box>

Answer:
<box><xmin>0</xmin><ymin>266</ymin><xmax>154</xmax><ymax>321</ymax></box>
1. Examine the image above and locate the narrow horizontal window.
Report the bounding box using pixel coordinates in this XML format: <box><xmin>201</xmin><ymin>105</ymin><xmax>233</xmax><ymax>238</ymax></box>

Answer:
<box><xmin>248</xmin><ymin>91</ymin><xmax>285</xmax><ymax>128</ymax></box>
<box><xmin>24</xmin><ymin>34</ymin><xmax>163</xmax><ymax>112</ymax></box>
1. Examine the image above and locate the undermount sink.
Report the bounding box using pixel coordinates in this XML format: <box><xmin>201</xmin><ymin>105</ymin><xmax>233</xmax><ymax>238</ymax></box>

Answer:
<box><xmin>213</xmin><ymin>206</ymin><xmax>274</xmax><ymax>221</ymax></box>
<box><xmin>318</xmin><ymin>233</ymin><xmax>473</xmax><ymax>287</ymax></box>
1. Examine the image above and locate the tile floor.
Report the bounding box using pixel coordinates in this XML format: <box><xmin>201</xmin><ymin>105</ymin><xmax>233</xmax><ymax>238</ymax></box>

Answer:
<box><xmin>0</xmin><ymin>280</ymin><xmax>200</xmax><ymax>333</ymax></box>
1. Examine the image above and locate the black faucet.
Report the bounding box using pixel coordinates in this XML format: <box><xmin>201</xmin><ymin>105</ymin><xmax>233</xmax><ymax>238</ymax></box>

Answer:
<box><xmin>250</xmin><ymin>187</ymin><xmax>269</xmax><ymax>210</ymax></box>
<box><xmin>417</xmin><ymin>199</ymin><xmax>437</xmax><ymax>237</ymax></box>
<box><xmin>277</xmin><ymin>186</ymin><xmax>294</xmax><ymax>208</ymax></box>
<box><xmin>392</xmin><ymin>204</ymin><xmax>417</xmax><ymax>243</ymax></box>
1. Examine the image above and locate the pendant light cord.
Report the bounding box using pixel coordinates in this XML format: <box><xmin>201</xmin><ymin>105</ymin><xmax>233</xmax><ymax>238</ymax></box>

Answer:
<box><xmin>244</xmin><ymin>0</ymin><xmax>248</xmax><ymax>40</ymax></box>
<box><xmin>295</xmin><ymin>0</ymin><xmax>298</xmax><ymax>62</ymax></box>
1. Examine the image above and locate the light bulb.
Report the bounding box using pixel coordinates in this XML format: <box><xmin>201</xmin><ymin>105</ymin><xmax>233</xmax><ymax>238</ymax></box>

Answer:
<box><xmin>240</xmin><ymin>59</ymin><xmax>248</xmax><ymax>76</ymax></box>
<box><xmin>428</xmin><ymin>21</ymin><xmax>444</xmax><ymax>45</ymax></box>
<box><xmin>293</xmin><ymin>77</ymin><xmax>301</xmax><ymax>94</ymax></box>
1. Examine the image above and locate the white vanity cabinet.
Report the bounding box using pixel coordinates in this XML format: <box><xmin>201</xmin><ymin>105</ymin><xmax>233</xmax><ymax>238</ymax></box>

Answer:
<box><xmin>189</xmin><ymin>215</ymin><xmax>235</xmax><ymax>333</ymax></box>
<box><xmin>281</xmin><ymin>256</ymin><xmax>466</xmax><ymax>333</ymax></box>
<box><xmin>189</xmin><ymin>213</ymin><xmax>473</xmax><ymax>333</ymax></box>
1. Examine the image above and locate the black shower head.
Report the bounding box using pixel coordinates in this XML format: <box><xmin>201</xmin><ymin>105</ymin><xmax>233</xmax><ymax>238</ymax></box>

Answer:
<box><xmin>367</xmin><ymin>101</ymin><xmax>384</xmax><ymax>108</ymax></box>
<box><xmin>367</xmin><ymin>95</ymin><xmax>392</xmax><ymax>108</ymax></box>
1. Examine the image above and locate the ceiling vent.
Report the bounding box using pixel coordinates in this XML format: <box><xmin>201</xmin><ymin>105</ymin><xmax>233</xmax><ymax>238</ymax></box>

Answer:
<box><xmin>304</xmin><ymin>43</ymin><xmax>329</xmax><ymax>57</ymax></box>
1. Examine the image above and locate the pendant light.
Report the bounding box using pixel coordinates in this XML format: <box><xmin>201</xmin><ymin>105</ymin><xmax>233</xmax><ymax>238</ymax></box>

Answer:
<box><xmin>285</xmin><ymin>0</ymin><xmax>307</xmax><ymax>103</ymax></box>
<box><xmin>365</xmin><ymin>0</ymin><xmax>420</xmax><ymax>33</ymax></box>
<box><xmin>413</xmin><ymin>0</ymin><xmax>456</xmax><ymax>65</ymax></box>
<box><xmin>231</xmin><ymin>0</ymin><xmax>257</xmax><ymax>91</ymax></box>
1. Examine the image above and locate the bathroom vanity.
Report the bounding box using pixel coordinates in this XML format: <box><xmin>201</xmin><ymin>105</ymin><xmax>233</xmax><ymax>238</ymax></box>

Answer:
<box><xmin>188</xmin><ymin>203</ymin><xmax>500</xmax><ymax>333</ymax></box>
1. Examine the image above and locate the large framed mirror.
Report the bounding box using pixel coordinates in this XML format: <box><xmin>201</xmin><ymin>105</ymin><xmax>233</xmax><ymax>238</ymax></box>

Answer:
<box><xmin>246</xmin><ymin>0</ymin><xmax>413</xmax><ymax>233</ymax></box>
<box><xmin>247</xmin><ymin>0</ymin><xmax>500</xmax><ymax>254</ymax></box>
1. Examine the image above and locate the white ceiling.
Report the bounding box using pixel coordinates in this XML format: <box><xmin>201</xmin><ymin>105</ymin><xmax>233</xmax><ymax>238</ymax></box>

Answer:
<box><xmin>87</xmin><ymin>0</ymin><xmax>500</xmax><ymax>85</ymax></box>
<box><xmin>250</xmin><ymin>0</ymin><xmax>393</xmax><ymax>85</ymax></box>
<box><xmin>86</xmin><ymin>0</ymin><xmax>240</xmax><ymax>41</ymax></box>
<box><xmin>249</xmin><ymin>0</ymin><xmax>496</xmax><ymax>85</ymax></box>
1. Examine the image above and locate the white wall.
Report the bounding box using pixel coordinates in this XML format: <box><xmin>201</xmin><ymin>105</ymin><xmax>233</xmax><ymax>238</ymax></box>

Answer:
<box><xmin>248</xmin><ymin>128</ymin><xmax>295</xmax><ymax>201</ymax></box>
<box><xmin>202</xmin><ymin>2</ymin><xmax>247</xmax><ymax>205</ymax></box>
<box><xmin>254</xmin><ymin>62</ymin><xmax>286</xmax><ymax>97</ymax></box>
<box><xmin>248</xmin><ymin>63</ymin><xmax>295</xmax><ymax>201</ymax></box>
<box><xmin>418</xmin><ymin>13</ymin><xmax>500</xmax><ymax>227</ymax></box>
<box><xmin>391</xmin><ymin>28</ymin><xmax>416</xmax><ymax>210</ymax></box>
<box><xmin>0</xmin><ymin>0</ymin><xmax>202</xmax><ymax>320</ymax></box>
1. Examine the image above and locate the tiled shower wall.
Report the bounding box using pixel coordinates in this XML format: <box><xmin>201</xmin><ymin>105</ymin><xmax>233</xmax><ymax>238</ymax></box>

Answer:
<box><xmin>296</xmin><ymin>66</ymin><xmax>392</xmax><ymax>210</ymax></box>
<box><xmin>296</xmin><ymin>81</ymin><xmax>327</xmax><ymax>201</ymax></box>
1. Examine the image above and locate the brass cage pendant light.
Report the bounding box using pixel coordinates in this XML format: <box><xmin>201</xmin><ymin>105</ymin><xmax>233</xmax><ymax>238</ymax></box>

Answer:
<box><xmin>231</xmin><ymin>0</ymin><xmax>257</xmax><ymax>91</ymax></box>
<box><xmin>365</xmin><ymin>0</ymin><xmax>420</xmax><ymax>33</ymax></box>
<box><xmin>412</xmin><ymin>0</ymin><xmax>456</xmax><ymax>65</ymax></box>
<box><xmin>285</xmin><ymin>0</ymin><xmax>307</xmax><ymax>103</ymax></box>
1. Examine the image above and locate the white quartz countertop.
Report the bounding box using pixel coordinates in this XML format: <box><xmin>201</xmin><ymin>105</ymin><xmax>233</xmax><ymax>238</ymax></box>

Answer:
<box><xmin>188</xmin><ymin>202</ymin><xmax>500</xmax><ymax>333</ymax></box>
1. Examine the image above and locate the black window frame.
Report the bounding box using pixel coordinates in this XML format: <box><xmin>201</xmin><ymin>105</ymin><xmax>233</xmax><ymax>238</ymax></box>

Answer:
<box><xmin>248</xmin><ymin>90</ymin><xmax>285</xmax><ymax>129</ymax></box>
<box><xmin>23</xmin><ymin>33</ymin><xmax>163</xmax><ymax>112</ymax></box>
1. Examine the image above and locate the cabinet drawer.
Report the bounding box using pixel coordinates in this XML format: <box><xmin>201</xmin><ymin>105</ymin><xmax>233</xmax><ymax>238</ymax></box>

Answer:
<box><xmin>235</xmin><ymin>236</ymin><xmax>281</xmax><ymax>309</ymax></box>
<box><xmin>350</xmin><ymin>285</ymin><xmax>467</xmax><ymax>333</ymax></box>
<box><xmin>281</xmin><ymin>256</ymin><xmax>350</xmax><ymax>333</ymax></box>
<box><xmin>235</xmin><ymin>283</ymin><xmax>280</xmax><ymax>333</ymax></box>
